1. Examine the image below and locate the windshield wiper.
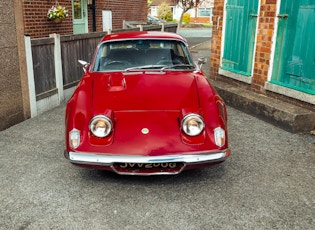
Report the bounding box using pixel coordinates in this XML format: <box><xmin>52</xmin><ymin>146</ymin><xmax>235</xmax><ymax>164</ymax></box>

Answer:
<box><xmin>161</xmin><ymin>64</ymin><xmax>196</xmax><ymax>71</ymax></box>
<box><xmin>124</xmin><ymin>65</ymin><xmax>165</xmax><ymax>72</ymax></box>
<box><xmin>124</xmin><ymin>64</ymin><xmax>196</xmax><ymax>72</ymax></box>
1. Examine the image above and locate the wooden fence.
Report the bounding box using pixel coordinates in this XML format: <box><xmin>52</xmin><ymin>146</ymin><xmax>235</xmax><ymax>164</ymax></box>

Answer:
<box><xmin>25</xmin><ymin>23</ymin><xmax>177</xmax><ymax>117</ymax></box>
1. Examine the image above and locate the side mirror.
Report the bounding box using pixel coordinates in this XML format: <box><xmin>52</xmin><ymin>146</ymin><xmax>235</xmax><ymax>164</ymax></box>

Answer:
<box><xmin>198</xmin><ymin>57</ymin><xmax>207</xmax><ymax>69</ymax></box>
<box><xmin>197</xmin><ymin>57</ymin><xmax>207</xmax><ymax>69</ymax></box>
<box><xmin>78</xmin><ymin>60</ymin><xmax>90</xmax><ymax>73</ymax></box>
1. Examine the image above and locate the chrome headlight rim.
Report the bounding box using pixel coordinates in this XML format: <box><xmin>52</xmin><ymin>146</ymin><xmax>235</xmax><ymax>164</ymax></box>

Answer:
<box><xmin>89</xmin><ymin>115</ymin><xmax>113</xmax><ymax>138</ymax></box>
<box><xmin>182</xmin><ymin>113</ymin><xmax>205</xmax><ymax>136</ymax></box>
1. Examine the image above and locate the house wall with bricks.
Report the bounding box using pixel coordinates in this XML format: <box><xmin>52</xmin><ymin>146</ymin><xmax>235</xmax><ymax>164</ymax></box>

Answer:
<box><xmin>0</xmin><ymin>0</ymin><xmax>30</xmax><ymax>130</ymax></box>
<box><xmin>210</xmin><ymin>0</ymin><xmax>314</xmax><ymax>111</ymax></box>
<box><xmin>0</xmin><ymin>0</ymin><xmax>148</xmax><ymax>131</ymax></box>
<box><xmin>23</xmin><ymin>0</ymin><xmax>148</xmax><ymax>38</ymax></box>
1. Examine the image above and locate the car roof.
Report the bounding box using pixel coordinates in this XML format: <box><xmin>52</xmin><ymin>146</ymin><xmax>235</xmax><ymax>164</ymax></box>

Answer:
<box><xmin>101</xmin><ymin>31</ymin><xmax>187</xmax><ymax>43</ymax></box>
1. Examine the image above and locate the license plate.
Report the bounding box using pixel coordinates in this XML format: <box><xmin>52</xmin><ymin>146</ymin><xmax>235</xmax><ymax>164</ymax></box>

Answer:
<box><xmin>116</xmin><ymin>162</ymin><xmax>179</xmax><ymax>169</ymax></box>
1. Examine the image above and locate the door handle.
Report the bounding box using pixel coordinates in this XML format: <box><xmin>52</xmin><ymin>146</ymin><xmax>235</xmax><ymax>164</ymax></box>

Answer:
<box><xmin>277</xmin><ymin>14</ymin><xmax>288</xmax><ymax>18</ymax></box>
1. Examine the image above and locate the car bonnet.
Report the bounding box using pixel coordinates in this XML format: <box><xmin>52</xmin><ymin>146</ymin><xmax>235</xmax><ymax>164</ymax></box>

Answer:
<box><xmin>91</xmin><ymin>71</ymin><xmax>200</xmax><ymax>113</ymax></box>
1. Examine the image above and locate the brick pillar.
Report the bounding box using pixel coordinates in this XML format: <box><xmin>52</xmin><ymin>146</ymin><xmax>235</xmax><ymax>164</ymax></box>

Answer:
<box><xmin>251</xmin><ymin>1</ymin><xmax>277</xmax><ymax>93</ymax></box>
<box><xmin>210</xmin><ymin>0</ymin><xmax>224</xmax><ymax>81</ymax></box>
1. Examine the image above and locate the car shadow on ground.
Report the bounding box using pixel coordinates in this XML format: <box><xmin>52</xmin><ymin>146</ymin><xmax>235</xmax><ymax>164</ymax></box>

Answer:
<box><xmin>76</xmin><ymin>162</ymin><xmax>227</xmax><ymax>186</ymax></box>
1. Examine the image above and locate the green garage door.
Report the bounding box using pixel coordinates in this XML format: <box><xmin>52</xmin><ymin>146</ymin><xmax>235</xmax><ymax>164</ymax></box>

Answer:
<box><xmin>221</xmin><ymin>0</ymin><xmax>259</xmax><ymax>76</ymax></box>
<box><xmin>271</xmin><ymin>0</ymin><xmax>315</xmax><ymax>95</ymax></box>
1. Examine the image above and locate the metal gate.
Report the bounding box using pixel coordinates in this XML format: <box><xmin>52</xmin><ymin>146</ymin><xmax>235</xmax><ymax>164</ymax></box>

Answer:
<box><xmin>221</xmin><ymin>0</ymin><xmax>259</xmax><ymax>76</ymax></box>
<box><xmin>271</xmin><ymin>0</ymin><xmax>315</xmax><ymax>95</ymax></box>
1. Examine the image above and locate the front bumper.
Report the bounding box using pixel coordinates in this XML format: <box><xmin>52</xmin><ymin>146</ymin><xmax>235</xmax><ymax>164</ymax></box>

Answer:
<box><xmin>65</xmin><ymin>149</ymin><xmax>230</xmax><ymax>175</ymax></box>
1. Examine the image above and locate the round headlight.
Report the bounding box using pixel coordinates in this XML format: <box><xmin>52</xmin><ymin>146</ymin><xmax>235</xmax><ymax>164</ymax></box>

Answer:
<box><xmin>89</xmin><ymin>115</ymin><xmax>112</xmax><ymax>138</ymax></box>
<box><xmin>182</xmin><ymin>114</ymin><xmax>205</xmax><ymax>136</ymax></box>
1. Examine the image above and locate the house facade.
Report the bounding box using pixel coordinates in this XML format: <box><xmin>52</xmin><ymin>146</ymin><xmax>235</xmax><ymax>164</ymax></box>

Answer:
<box><xmin>187</xmin><ymin>0</ymin><xmax>214</xmax><ymax>23</ymax></box>
<box><xmin>150</xmin><ymin>0</ymin><xmax>214</xmax><ymax>23</ymax></box>
<box><xmin>0</xmin><ymin>0</ymin><xmax>148</xmax><ymax>131</ymax></box>
<box><xmin>210</xmin><ymin>0</ymin><xmax>314</xmax><ymax>111</ymax></box>
<box><xmin>23</xmin><ymin>0</ymin><xmax>148</xmax><ymax>38</ymax></box>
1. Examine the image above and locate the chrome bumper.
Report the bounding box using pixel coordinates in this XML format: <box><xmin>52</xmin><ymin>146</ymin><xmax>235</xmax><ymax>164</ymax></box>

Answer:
<box><xmin>66</xmin><ymin>149</ymin><xmax>230</xmax><ymax>167</ymax></box>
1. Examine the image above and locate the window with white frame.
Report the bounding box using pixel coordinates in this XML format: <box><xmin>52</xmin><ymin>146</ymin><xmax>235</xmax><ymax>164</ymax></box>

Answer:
<box><xmin>198</xmin><ymin>8</ymin><xmax>211</xmax><ymax>17</ymax></box>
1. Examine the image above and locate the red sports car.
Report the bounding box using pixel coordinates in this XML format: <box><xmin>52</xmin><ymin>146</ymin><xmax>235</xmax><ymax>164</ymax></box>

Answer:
<box><xmin>64</xmin><ymin>31</ymin><xmax>230</xmax><ymax>175</ymax></box>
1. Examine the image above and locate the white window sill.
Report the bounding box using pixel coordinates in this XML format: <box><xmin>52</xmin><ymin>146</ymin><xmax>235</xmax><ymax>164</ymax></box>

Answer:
<box><xmin>265</xmin><ymin>82</ymin><xmax>315</xmax><ymax>105</ymax></box>
<box><xmin>219</xmin><ymin>68</ymin><xmax>252</xmax><ymax>84</ymax></box>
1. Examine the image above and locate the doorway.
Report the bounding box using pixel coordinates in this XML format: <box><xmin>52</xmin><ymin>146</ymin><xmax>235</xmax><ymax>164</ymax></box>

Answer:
<box><xmin>221</xmin><ymin>0</ymin><xmax>259</xmax><ymax>76</ymax></box>
<box><xmin>271</xmin><ymin>0</ymin><xmax>315</xmax><ymax>95</ymax></box>
<box><xmin>72</xmin><ymin>0</ymin><xmax>88</xmax><ymax>34</ymax></box>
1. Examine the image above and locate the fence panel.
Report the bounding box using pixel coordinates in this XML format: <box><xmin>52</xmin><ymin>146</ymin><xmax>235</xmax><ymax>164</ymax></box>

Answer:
<box><xmin>61</xmin><ymin>33</ymin><xmax>106</xmax><ymax>89</ymax></box>
<box><xmin>27</xmin><ymin>24</ymin><xmax>177</xmax><ymax>117</ymax></box>
<box><xmin>30</xmin><ymin>24</ymin><xmax>177</xmax><ymax>100</ymax></box>
<box><xmin>31</xmin><ymin>38</ymin><xmax>56</xmax><ymax>98</ymax></box>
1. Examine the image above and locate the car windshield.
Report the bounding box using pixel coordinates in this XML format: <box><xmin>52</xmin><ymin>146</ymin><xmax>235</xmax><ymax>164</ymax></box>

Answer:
<box><xmin>92</xmin><ymin>39</ymin><xmax>195</xmax><ymax>72</ymax></box>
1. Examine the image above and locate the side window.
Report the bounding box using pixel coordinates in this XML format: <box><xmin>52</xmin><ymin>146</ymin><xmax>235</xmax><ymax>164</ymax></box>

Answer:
<box><xmin>172</xmin><ymin>42</ymin><xmax>192</xmax><ymax>64</ymax></box>
<box><xmin>174</xmin><ymin>43</ymin><xmax>183</xmax><ymax>57</ymax></box>
<box><xmin>101</xmin><ymin>45</ymin><xmax>109</xmax><ymax>58</ymax></box>
<box><xmin>93</xmin><ymin>43</ymin><xmax>109</xmax><ymax>71</ymax></box>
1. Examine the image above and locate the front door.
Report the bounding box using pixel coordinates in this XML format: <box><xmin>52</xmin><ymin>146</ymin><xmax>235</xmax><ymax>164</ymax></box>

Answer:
<box><xmin>72</xmin><ymin>0</ymin><xmax>88</xmax><ymax>34</ymax></box>
<box><xmin>271</xmin><ymin>0</ymin><xmax>315</xmax><ymax>95</ymax></box>
<box><xmin>221</xmin><ymin>0</ymin><xmax>259</xmax><ymax>76</ymax></box>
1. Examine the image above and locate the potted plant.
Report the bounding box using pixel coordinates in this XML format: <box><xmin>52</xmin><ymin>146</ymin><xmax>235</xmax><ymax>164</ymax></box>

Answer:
<box><xmin>47</xmin><ymin>3</ymin><xmax>68</xmax><ymax>23</ymax></box>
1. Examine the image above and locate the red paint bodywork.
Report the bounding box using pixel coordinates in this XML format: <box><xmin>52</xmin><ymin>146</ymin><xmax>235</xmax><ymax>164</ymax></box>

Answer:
<box><xmin>65</xmin><ymin>31</ymin><xmax>229</xmax><ymax>175</ymax></box>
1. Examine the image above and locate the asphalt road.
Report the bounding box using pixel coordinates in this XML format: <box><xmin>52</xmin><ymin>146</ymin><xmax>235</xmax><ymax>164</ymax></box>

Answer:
<box><xmin>178</xmin><ymin>28</ymin><xmax>212</xmax><ymax>47</ymax></box>
<box><xmin>0</xmin><ymin>35</ymin><xmax>314</xmax><ymax>229</ymax></box>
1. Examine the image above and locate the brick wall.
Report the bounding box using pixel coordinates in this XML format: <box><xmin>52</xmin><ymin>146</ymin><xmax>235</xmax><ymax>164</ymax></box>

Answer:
<box><xmin>209</xmin><ymin>0</ymin><xmax>224</xmax><ymax>81</ymax></box>
<box><xmin>23</xmin><ymin>0</ymin><xmax>148</xmax><ymax>38</ymax></box>
<box><xmin>23</xmin><ymin>0</ymin><xmax>73</xmax><ymax>38</ymax></box>
<box><xmin>190</xmin><ymin>17</ymin><xmax>210</xmax><ymax>24</ymax></box>
<box><xmin>210</xmin><ymin>1</ymin><xmax>278</xmax><ymax>89</ymax></box>
<box><xmin>210</xmin><ymin>0</ymin><xmax>314</xmax><ymax>110</ymax></box>
<box><xmin>210</xmin><ymin>0</ymin><xmax>277</xmax><ymax>91</ymax></box>
<box><xmin>96</xmin><ymin>0</ymin><xmax>148</xmax><ymax>30</ymax></box>
<box><xmin>252</xmin><ymin>0</ymin><xmax>276</xmax><ymax>93</ymax></box>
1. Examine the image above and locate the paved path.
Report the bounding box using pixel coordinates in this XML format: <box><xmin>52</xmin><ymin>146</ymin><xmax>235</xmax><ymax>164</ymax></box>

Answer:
<box><xmin>1</xmin><ymin>104</ymin><xmax>314</xmax><ymax>229</ymax></box>
<box><xmin>178</xmin><ymin>28</ymin><xmax>212</xmax><ymax>47</ymax></box>
<box><xmin>0</xmin><ymin>36</ymin><xmax>314</xmax><ymax>229</ymax></box>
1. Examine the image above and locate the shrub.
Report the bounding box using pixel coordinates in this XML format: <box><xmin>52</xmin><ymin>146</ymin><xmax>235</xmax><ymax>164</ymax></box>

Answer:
<box><xmin>157</xmin><ymin>2</ymin><xmax>173</xmax><ymax>21</ymax></box>
<box><xmin>182</xmin><ymin>13</ymin><xmax>190</xmax><ymax>24</ymax></box>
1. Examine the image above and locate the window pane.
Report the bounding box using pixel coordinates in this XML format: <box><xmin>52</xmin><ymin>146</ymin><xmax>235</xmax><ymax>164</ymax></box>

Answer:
<box><xmin>73</xmin><ymin>0</ymin><xmax>82</xmax><ymax>19</ymax></box>
<box><xmin>198</xmin><ymin>8</ymin><xmax>210</xmax><ymax>17</ymax></box>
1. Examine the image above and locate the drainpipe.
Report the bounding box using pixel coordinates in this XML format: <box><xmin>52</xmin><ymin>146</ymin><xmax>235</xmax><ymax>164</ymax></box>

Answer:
<box><xmin>89</xmin><ymin>0</ymin><xmax>96</xmax><ymax>32</ymax></box>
